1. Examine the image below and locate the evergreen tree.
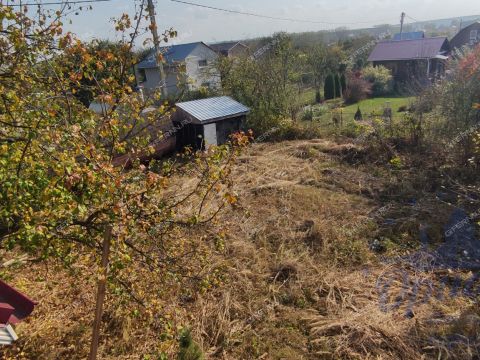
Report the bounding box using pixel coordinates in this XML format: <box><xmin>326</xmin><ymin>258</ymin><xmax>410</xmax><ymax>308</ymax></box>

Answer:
<box><xmin>340</xmin><ymin>73</ymin><xmax>347</xmax><ymax>97</ymax></box>
<box><xmin>324</xmin><ymin>74</ymin><xmax>335</xmax><ymax>100</ymax></box>
<box><xmin>354</xmin><ymin>106</ymin><xmax>363</xmax><ymax>121</ymax></box>
<box><xmin>334</xmin><ymin>74</ymin><xmax>341</xmax><ymax>98</ymax></box>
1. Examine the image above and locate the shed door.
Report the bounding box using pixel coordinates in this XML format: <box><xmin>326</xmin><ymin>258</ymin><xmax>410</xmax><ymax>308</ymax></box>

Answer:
<box><xmin>203</xmin><ymin>123</ymin><xmax>217</xmax><ymax>147</ymax></box>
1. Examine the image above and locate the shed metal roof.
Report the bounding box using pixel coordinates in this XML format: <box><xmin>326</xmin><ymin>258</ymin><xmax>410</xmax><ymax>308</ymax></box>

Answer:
<box><xmin>137</xmin><ymin>42</ymin><xmax>204</xmax><ymax>69</ymax></box>
<box><xmin>368</xmin><ymin>37</ymin><xmax>449</xmax><ymax>62</ymax></box>
<box><xmin>176</xmin><ymin>96</ymin><xmax>250</xmax><ymax>124</ymax></box>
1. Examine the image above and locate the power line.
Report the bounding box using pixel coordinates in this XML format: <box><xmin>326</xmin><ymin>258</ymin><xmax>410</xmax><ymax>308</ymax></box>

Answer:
<box><xmin>5</xmin><ymin>0</ymin><xmax>111</xmax><ymax>6</ymax></box>
<box><xmin>405</xmin><ymin>14</ymin><xmax>424</xmax><ymax>23</ymax></box>
<box><xmin>170</xmin><ymin>0</ymin><xmax>397</xmax><ymax>26</ymax></box>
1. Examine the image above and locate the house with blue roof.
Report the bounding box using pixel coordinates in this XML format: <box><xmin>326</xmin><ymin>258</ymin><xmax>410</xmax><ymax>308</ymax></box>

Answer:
<box><xmin>134</xmin><ymin>42</ymin><xmax>221</xmax><ymax>95</ymax></box>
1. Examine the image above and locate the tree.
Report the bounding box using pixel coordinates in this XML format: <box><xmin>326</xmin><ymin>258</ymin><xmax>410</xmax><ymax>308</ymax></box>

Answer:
<box><xmin>354</xmin><ymin>107</ymin><xmax>363</xmax><ymax>121</ymax></box>
<box><xmin>340</xmin><ymin>73</ymin><xmax>347</xmax><ymax>97</ymax></box>
<box><xmin>306</xmin><ymin>44</ymin><xmax>344</xmax><ymax>102</ymax></box>
<box><xmin>63</xmin><ymin>39</ymin><xmax>137</xmax><ymax>108</ymax></box>
<box><xmin>0</xmin><ymin>4</ymin><xmax>249</xmax><ymax>358</ymax></box>
<box><xmin>307</xmin><ymin>44</ymin><xmax>329</xmax><ymax>103</ymax></box>
<box><xmin>218</xmin><ymin>33</ymin><xmax>301</xmax><ymax>132</ymax></box>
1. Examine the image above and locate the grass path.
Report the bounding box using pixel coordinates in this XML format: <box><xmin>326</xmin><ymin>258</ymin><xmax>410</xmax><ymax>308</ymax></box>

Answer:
<box><xmin>343</xmin><ymin>96</ymin><xmax>416</xmax><ymax>115</ymax></box>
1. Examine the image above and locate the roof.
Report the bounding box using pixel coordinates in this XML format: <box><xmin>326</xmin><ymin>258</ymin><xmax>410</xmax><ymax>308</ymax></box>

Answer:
<box><xmin>450</xmin><ymin>21</ymin><xmax>480</xmax><ymax>49</ymax></box>
<box><xmin>459</xmin><ymin>20</ymin><xmax>480</xmax><ymax>31</ymax></box>
<box><xmin>137</xmin><ymin>42</ymin><xmax>211</xmax><ymax>69</ymax></box>
<box><xmin>368</xmin><ymin>37</ymin><xmax>450</xmax><ymax>62</ymax></box>
<box><xmin>176</xmin><ymin>96</ymin><xmax>250</xmax><ymax>124</ymax></box>
<box><xmin>209</xmin><ymin>41</ymin><xmax>248</xmax><ymax>54</ymax></box>
<box><xmin>393</xmin><ymin>31</ymin><xmax>425</xmax><ymax>41</ymax></box>
<box><xmin>0</xmin><ymin>279</ymin><xmax>36</xmax><ymax>325</ymax></box>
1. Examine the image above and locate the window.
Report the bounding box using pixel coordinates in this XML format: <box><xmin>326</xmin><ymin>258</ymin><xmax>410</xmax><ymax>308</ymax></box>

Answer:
<box><xmin>201</xmin><ymin>82</ymin><xmax>211</xmax><ymax>88</ymax></box>
<box><xmin>470</xmin><ymin>29</ymin><xmax>478</xmax><ymax>40</ymax></box>
<box><xmin>137</xmin><ymin>68</ymin><xmax>146</xmax><ymax>83</ymax></box>
<box><xmin>198</xmin><ymin>60</ymin><xmax>208</xmax><ymax>67</ymax></box>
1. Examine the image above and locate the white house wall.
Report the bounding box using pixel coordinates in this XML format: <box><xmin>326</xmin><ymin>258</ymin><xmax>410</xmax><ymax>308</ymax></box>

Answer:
<box><xmin>184</xmin><ymin>44</ymin><xmax>221</xmax><ymax>91</ymax></box>
<box><xmin>143</xmin><ymin>67</ymin><xmax>160</xmax><ymax>90</ymax></box>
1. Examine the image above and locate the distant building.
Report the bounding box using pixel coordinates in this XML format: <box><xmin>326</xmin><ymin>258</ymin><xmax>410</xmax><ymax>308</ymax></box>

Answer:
<box><xmin>134</xmin><ymin>42</ymin><xmax>221</xmax><ymax>95</ymax></box>
<box><xmin>209</xmin><ymin>41</ymin><xmax>250</xmax><ymax>58</ymax></box>
<box><xmin>393</xmin><ymin>31</ymin><xmax>425</xmax><ymax>41</ymax></box>
<box><xmin>368</xmin><ymin>37</ymin><xmax>450</xmax><ymax>84</ymax></box>
<box><xmin>450</xmin><ymin>21</ymin><xmax>480</xmax><ymax>49</ymax></box>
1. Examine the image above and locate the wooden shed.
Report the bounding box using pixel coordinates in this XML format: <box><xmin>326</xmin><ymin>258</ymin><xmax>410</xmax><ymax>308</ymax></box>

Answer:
<box><xmin>174</xmin><ymin>96</ymin><xmax>250</xmax><ymax>149</ymax></box>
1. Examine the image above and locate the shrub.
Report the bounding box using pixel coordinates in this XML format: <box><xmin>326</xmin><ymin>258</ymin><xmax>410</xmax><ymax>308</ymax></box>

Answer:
<box><xmin>178</xmin><ymin>329</ymin><xmax>204</xmax><ymax>360</ymax></box>
<box><xmin>362</xmin><ymin>65</ymin><xmax>394</xmax><ymax>96</ymax></box>
<box><xmin>181</xmin><ymin>86</ymin><xmax>217</xmax><ymax>101</ymax></box>
<box><xmin>314</xmin><ymin>105</ymin><xmax>329</xmax><ymax>117</ymax></box>
<box><xmin>343</xmin><ymin>72</ymin><xmax>372</xmax><ymax>104</ymax></box>
<box><xmin>270</xmin><ymin>120</ymin><xmax>323</xmax><ymax>140</ymax></box>
<box><xmin>302</xmin><ymin>107</ymin><xmax>314</xmax><ymax>121</ymax></box>
<box><xmin>420</xmin><ymin>46</ymin><xmax>480</xmax><ymax>164</ymax></box>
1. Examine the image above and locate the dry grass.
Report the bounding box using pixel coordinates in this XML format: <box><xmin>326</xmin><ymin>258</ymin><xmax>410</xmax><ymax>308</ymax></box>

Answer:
<box><xmin>1</xmin><ymin>139</ymin><xmax>479</xmax><ymax>359</ymax></box>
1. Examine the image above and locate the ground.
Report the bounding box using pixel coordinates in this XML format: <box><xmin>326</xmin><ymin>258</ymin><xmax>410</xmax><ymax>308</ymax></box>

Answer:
<box><xmin>1</xmin><ymin>137</ymin><xmax>478</xmax><ymax>359</ymax></box>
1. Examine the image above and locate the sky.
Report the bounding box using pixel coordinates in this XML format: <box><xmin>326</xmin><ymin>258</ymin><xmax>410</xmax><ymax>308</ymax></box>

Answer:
<box><xmin>29</xmin><ymin>0</ymin><xmax>480</xmax><ymax>47</ymax></box>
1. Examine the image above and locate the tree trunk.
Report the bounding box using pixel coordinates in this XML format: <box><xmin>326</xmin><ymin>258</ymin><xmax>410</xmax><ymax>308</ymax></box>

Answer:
<box><xmin>88</xmin><ymin>225</ymin><xmax>112</xmax><ymax>360</ymax></box>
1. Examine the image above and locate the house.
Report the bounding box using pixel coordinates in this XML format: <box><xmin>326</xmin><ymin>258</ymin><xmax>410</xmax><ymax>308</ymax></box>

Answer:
<box><xmin>450</xmin><ymin>21</ymin><xmax>480</xmax><ymax>49</ymax></box>
<box><xmin>209</xmin><ymin>41</ymin><xmax>250</xmax><ymax>58</ymax></box>
<box><xmin>368</xmin><ymin>37</ymin><xmax>451</xmax><ymax>84</ymax></box>
<box><xmin>174</xmin><ymin>96</ymin><xmax>250</xmax><ymax>148</ymax></box>
<box><xmin>134</xmin><ymin>42</ymin><xmax>221</xmax><ymax>95</ymax></box>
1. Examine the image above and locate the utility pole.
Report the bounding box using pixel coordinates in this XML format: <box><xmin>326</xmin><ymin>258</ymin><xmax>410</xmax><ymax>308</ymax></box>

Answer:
<box><xmin>400</xmin><ymin>12</ymin><xmax>406</xmax><ymax>40</ymax></box>
<box><xmin>147</xmin><ymin>0</ymin><xmax>168</xmax><ymax>98</ymax></box>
